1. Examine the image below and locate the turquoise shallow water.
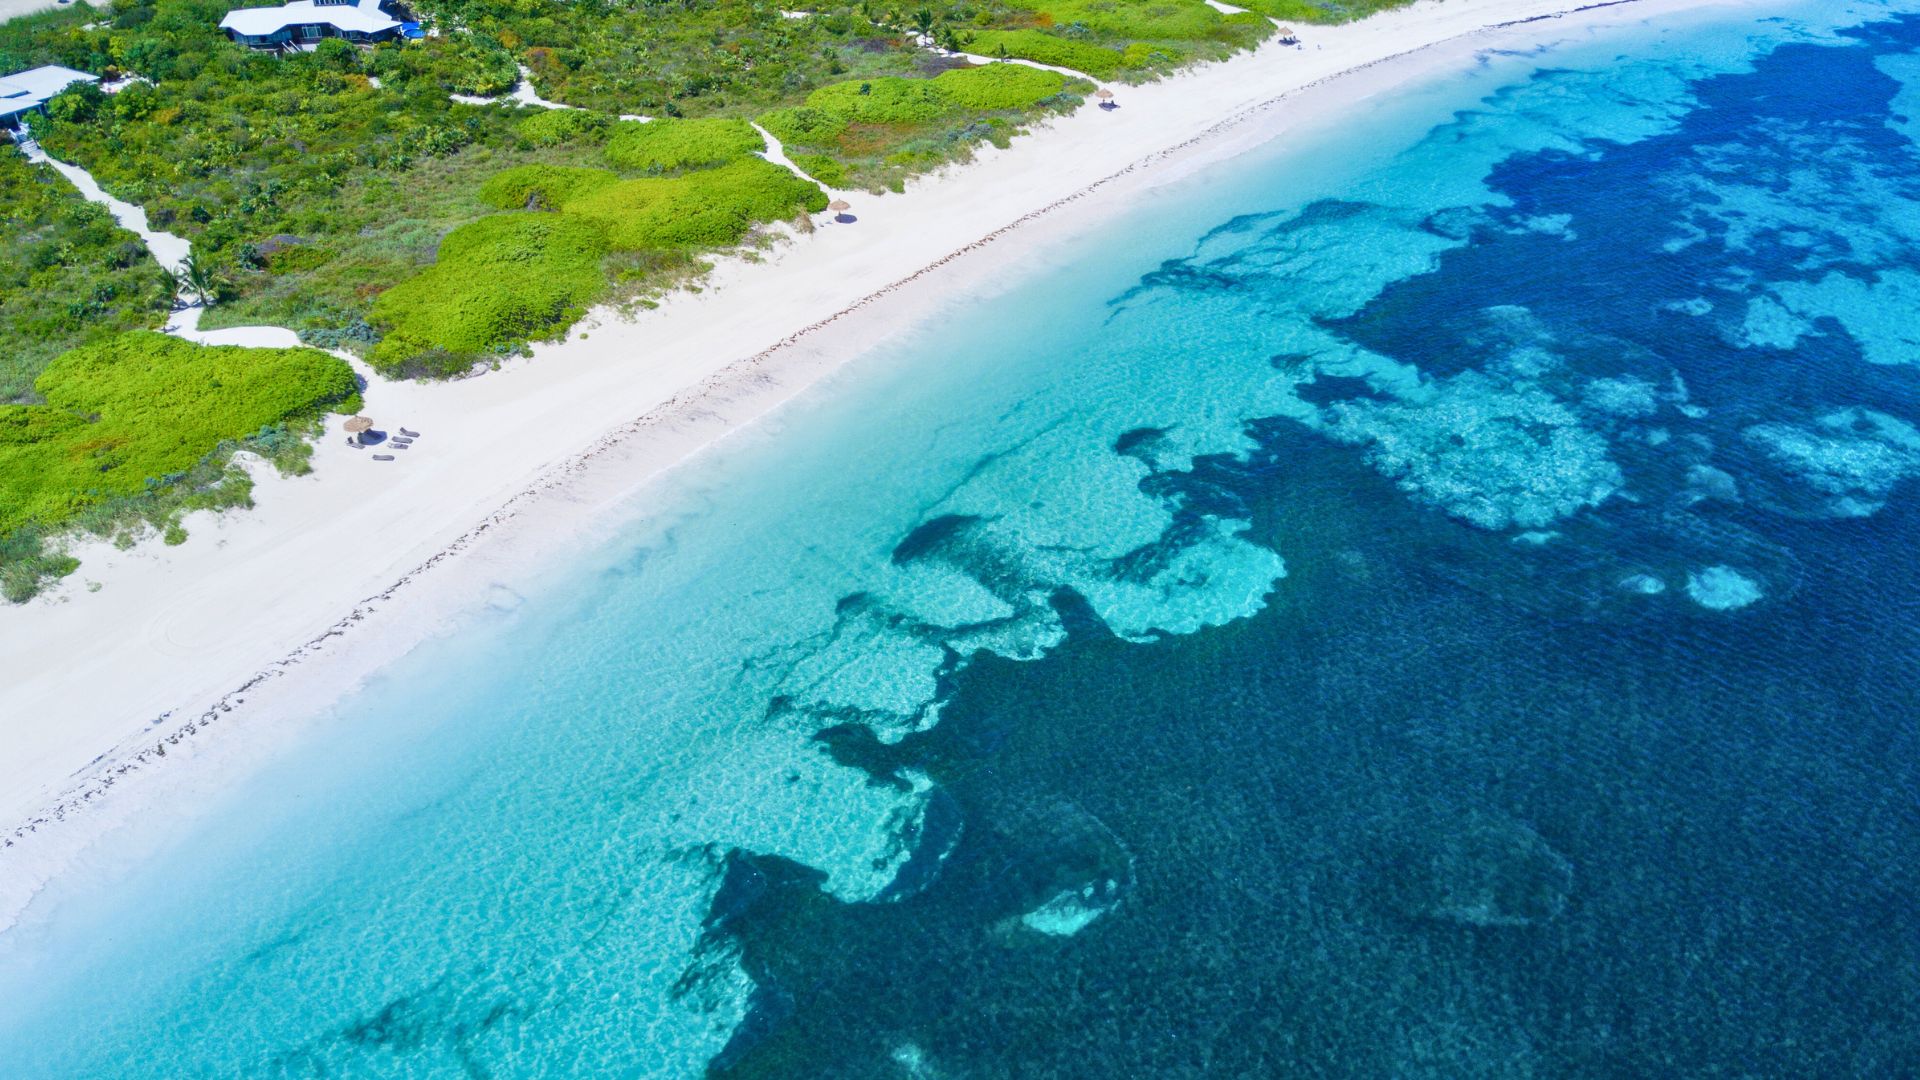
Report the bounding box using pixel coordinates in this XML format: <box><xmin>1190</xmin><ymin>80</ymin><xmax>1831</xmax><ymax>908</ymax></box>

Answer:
<box><xmin>6</xmin><ymin>2</ymin><xmax>1920</xmax><ymax>1074</ymax></box>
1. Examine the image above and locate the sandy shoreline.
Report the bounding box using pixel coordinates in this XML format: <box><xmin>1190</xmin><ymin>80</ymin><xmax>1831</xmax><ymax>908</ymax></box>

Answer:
<box><xmin>0</xmin><ymin>0</ymin><xmax>1774</xmax><ymax>919</ymax></box>
<box><xmin>0</xmin><ymin>0</ymin><xmax>61</xmax><ymax>23</ymax></box>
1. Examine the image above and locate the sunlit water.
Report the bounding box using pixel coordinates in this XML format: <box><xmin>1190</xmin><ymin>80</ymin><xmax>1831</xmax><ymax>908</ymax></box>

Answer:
<box><xmin>5</xmin><ymin>3</ymin><xmax>1920</xmax><ymax>1074</ymax></box>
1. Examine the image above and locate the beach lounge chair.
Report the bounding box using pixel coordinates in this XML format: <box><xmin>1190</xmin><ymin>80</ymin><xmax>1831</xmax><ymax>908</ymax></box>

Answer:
<box><xmin>373</xmin><ymin>454</ymin><xmax>395</xmax><ymax>461</ymax></box>
<box><xmin>400</xmin><ymin>428</ymin><xmax>420</xmax><ymax>438</ymax></box>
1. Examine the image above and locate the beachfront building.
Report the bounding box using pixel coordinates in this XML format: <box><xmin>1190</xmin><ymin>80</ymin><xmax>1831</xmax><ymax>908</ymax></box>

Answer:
<box><xmin>219</xmin><ymin>0</ymin><xmax>408</xmax><ymax>50</ymax></box>
<box><xmin>0</xmin><ymin>66</ymin><xmax>99</xmax><ymax>130</ymax></box>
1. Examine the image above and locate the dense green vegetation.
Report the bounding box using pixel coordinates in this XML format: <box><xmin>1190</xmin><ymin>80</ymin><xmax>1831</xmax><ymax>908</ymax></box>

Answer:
<box><xmin>605</xmin><ymin>117</ymin><xmax>764</xmax><ymax>173</ymax></box>
<box><xmin>0</xmin><ymin>142</ymin><xmax>173</xmax><ymax>404</ymax></box>
<box><xmin>3</xmin><ymin>5</ymin><xmax>578</xmax><ymax>344</ymax></box>
<box><xmin>965</xmin><ymin>29</ymin><xmax>1128</xmax><ymax>78</ymax></box>
<box><xmin>0</xmin><ymin>0</ymin><xmax>1293</xmax><ymax>375</ymax></box>
<box><xmin>376</xmin><ymin>146</ymin><xmax>824</xmax><ymax>373</ymax></box>
<box><xmin>1234</xmin><ymin>0</ymin><xmax>1422</xmax><ymax>24</ymax></box>
<box><xmin>963</xmin><ymin>0</ymin><xmax>1271</xmax><ymax>76</ymax></box>
<box><xmin>760</xmin><ymin>63</ymin><xmax>1087</xmax><ymax>191</ymax></box>
<box><xmin>0</xmin><ymin>332</ymin><xmax>358</xmax><ymax>600</ymax></box>
<box><xmin>514</xmin><ymin>107</ymin><xmax>611</xmax><ymax>147</ymax></box>
<box><xmin>0</xmin><ymin>0</ymin><xmax>1415</xmax><ymax>593</ymax></box>
<box><xmin>433</xmin><ymin>0</ymin><xmax>932</xmax><ymax>118</ymax></box>
<box><xmin>367</xmin><ymin>212</ymin><xmax>607</xmax><ymax>375</ymax></box>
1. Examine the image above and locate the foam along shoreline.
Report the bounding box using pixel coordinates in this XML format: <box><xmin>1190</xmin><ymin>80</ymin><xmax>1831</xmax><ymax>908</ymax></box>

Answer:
<box><xmin>0</xmin><ymin>0</ymin><xmax>1773</xmax><ymax>914</ymax></box>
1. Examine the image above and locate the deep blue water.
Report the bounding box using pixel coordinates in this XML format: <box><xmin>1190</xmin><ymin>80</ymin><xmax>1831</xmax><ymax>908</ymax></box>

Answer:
<box><xmin>704</xmin><ymin>15</ymin><xmax>1920</xmax><ymax>1074</ymax></box>
<box><xmin>3</xmin><ymin>4</ymin><xmax>1920</xmax><ymax>1076</ymax></box>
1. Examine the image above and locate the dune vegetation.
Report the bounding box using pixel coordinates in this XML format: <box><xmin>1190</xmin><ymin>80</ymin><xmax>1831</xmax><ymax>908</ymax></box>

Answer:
<box><xmin>0</xmin><ymin>0</ymin><xmax>1301</xmax><ymax>373</ymax></box>
<box><xmin>373</xmin><ymin>130</ymin><xmax>825</xmax><ymax>373</ymax></box>
<box><xmin>0</xmin><ymin>332</ymin><xmax>359</xmax><ymax>600</ymax></box>
<box><xmin>760</xmin><ymin>63</ymin><xmax>1088</xmax><ymax>191</ymax></box>
<box><xmin>0</xmin><ymin>142</ymin><xmax>172</xmax><ymax>404</ymax></box>
<box><xmin>0</xmin><ymin>0</ymin><xmax>1404</xmax><ymax>595</ymax></box>
<box><xmin>605</xmin><ymin>117</ymin><xmax>765</xmax><ymax>174</ymax></box>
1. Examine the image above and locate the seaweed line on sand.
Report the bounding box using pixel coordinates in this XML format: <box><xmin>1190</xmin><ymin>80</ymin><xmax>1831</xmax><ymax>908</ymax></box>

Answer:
<box><xmin>3</xmin><ymin>0</ymin><xmax>1656</xmax><ymax>848</ymax></box>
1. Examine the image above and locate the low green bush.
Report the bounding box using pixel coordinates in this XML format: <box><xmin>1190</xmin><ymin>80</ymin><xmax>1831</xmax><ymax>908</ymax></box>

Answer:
<box><xmin>1235</xmin><ymin>0</ymin><xmax>1417</xmax><ymax>22</ymax></box>
<box><xmin>789</xmin><ymin>152</ymin><xmax>850</xmax><ymax>188</ymax></box>
<box><xmin>0</xmin><ymin>144</ymin><xmax>172</xmax><ymax>403</ymax></box>
<box><xmin>931</xmin><ymin>63</ymin><xmax>1071</xmax><ymax>110</ymax></box>
<box><xmin>760</xmin><ymin>63</ymin><xmax>1079</xmax><ymax>192</ymax></box>
<box><xmin>375</xmin><ymin>155</ymin><xmax>824</xmax><ymax>371</ymax></box>
<box><xmin>516</xmin><ymin>108</ymin><xmax>614</xmax><ymax>147</ymax></box>
<box><xmin>604</xmin><ymin>118</ymin><xmax>765</xmax><ymax>173</ymax></box>
<box><xmin>1008</xmin><ymin>0</ymin><xmax>1228</xmax><ymax>40</ymax></box>
<box><xmin>0</xmin><ymin>331</ymin><xmax>357</xmax><ymax>537</ymax></box>
<box><xmin>806</xmin><ymin>77</ymin><xmax>953</xmax><ymax>125</ymax></box>
<box><xmin>563</xmin><ymin>158</ymin><xmax>828</xmax><ymax>250</ymax></box>
<box><xmin>1120</xmin><ymin>41</ymin><xmax>1189</xmax><ymax>70</ymax></box>
<box><xmin>478</xmin><ymin>164</ymin><xmax>620</xmax><ymax>210</ymax></box>
<box><xmin>757</xmin><ymin>106</ymin><xmax>851</xmax><ymax>148</ymax></box>
<box><xmin>967</xmin><ymin>31</ymin><xmax>1125</xmax><ymax>78</ymax></box>
<box><xmin>369</xmin><ymin>214</ymin><xmax>610</xmax><ymax>374</ymax></box>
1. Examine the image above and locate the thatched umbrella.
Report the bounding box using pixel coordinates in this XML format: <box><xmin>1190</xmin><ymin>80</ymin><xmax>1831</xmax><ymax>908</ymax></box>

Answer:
<box><xmin>344</xmin><ymin>415</ymin><xmax>373</xmax><ymax>444</ymax></box>
<box><xmin>828</xmin><ymin>199</ymin><xmax>851</xmax><ymax>213</ymax></box>
<box><xmin>1094</xmin><ymin>88</ymin><xmax>1114</xmax><ymax>100</ymax></box>
<box><xmin>1278</xmin><ymin>25</ymin><xmax>1297</xmax><ymax>41</ymax></box>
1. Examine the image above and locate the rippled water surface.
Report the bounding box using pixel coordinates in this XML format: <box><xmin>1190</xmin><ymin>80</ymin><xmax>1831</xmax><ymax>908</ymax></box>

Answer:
<box><xmin>4</xmin><ymin>3</ymin><xmax>1919</xmax><ymax>1075</ymax></box>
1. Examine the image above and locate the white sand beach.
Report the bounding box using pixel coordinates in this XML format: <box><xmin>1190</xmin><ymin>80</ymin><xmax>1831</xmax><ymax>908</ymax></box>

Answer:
<box><xmin>0</xmin><ymin>0</ymin><xmax>1774</xmax><ymax>913</ymax></box>
<box><xmin>0</xmin><ymin>0</ymin><xmax>63</xmax><ymax>23</ymax></box>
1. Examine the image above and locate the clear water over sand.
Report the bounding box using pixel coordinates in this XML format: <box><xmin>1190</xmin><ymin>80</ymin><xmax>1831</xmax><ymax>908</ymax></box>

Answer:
<box><xmin>4</xmin><ymin>2</ymin><xmax>1919</xmax><ymax>1074</ymax></box>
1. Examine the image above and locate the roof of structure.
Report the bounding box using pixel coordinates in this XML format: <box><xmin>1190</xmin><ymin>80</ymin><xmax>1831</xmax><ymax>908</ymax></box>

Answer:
<box><xmin>0</xmin><ymin>65</ymin><xmax>99</xmax><ymax>114</ymax></box>
<box><xmin>219</xmin><ymin>0</ymin><xmax>400</xmax><ymax>37</ymax></box>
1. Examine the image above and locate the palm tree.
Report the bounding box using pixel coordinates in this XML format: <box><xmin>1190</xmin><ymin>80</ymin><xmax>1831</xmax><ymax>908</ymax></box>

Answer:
<box><xmin>174</xmin><ymin>252</ymin><xmax>221</xmax><ymax>307</ymax></box>
<box><xmin>913</xmin><ymin>7</ymin><xmax>935</xmax><ymax>39</ymax></box>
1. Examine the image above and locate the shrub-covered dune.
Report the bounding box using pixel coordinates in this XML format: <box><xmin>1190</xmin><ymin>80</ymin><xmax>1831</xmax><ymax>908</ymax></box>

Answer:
<box><xmin>760</xmin><ymin>64</ymin><xmax>1089</xmax><ymax>193</ymax></box>
<box><xmin>605</xmin><ymin>118</ymin><xmax>766</xmax><ymax>174</ymax></box>
<box><xmin>0</xmin><ymin>143</ymin><xmax>172</xmax><ymax>404</ymax></box>
<box><xmin>0</xmin><ymin>331</ymin><xmax>359</xmax><ymax>600</ymax></box>
<box><xmin>371</xmin><ymin>137</ymin><xmax>826</xmax><ymax>375</ymax></box>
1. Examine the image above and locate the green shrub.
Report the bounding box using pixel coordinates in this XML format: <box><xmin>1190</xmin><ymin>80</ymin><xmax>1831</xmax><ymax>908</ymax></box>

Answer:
<box><xmin>789</xmin><ymin>152</ymin><xmax>850</xmax><ymax>188</ymax></box>
<box><xmin>1009</xmin><ymin>0</ymin><xmax>1225</xmax><ymax>40</ymax></box>
<box><xmin>1235</xmin><ymin>0</ymin><xmax>1417</xmax><ymax>22</ymax></box>
<box><xmin>761</xmin><ymin>63</ymin><xmax>1080</xmax><ymax>191</ymax></box>
<box><xmin>1120</xmin><ymin>41</ymin><xmax>1188</xmax><ymax>70</ymax></box>
<box><xmin>965</xmin><ymin>31</ymin><xmax>1124</xmax><ymax>78</ymax></box>
<box><xmin>516</xmin><ymin>108</ymin><xmax>614</xmax><ymax>147</ymax></box>
<box><xmin>563</xmin><ymin>158</ymin><xmax>828</xmax><ymax>250</ymax></box>
<box><xmin>440</xmin><ymin>35</ymin><xmax>521</xmax><ymax>97</ymax></box>
<box><xmin>478</xmin><ymin>164</ymin><xmax>619</xmax><ymax>210</ymax></box>
<box><xmin>0</xmin><ymin>331</ymin><xmax>357</xmax><ymax>536</ymax></box>
<box><xmin>758</xmin><ymin>106</ymin><xmax>851</xmax><ymax>147</ymax></box>
<box><xmin>375</xmin><ymin>156</ymin><xmax>823</xmax><ymax>370</ymax></box>
<box><xmin>604</xmin><ymin>118</ymin><xmax>765</xmax><ymax>173</ymax></box>
<box><xmin>931</xmin><ymin>63</ymin><xmax>1070</xmax><ymax>110</ymax></box>
<box><xmin>369</xmin><ymin>214</ymin><xmax>610</xmax><ymax>374</ymax></box>
<box><xmin>0</xmin><ymin>144</ymin><xmax>172</xmax><ymax>403</ymax></box>
<box><xmin>806</xmin><ymin>77</ymin><xmax>952</xmax><ymax>125</ymax></box>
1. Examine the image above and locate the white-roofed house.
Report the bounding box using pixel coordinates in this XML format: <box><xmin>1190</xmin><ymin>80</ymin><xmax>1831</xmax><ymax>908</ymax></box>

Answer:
<box><xmin>0</xmin><ymin>65</ymin><xmax>99</xmax><ymax>130</ymax></box>
<box><xmin>219</xmin><ymin>0</ymin><xmax>407</xmax><ymax>50</ymax></box>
